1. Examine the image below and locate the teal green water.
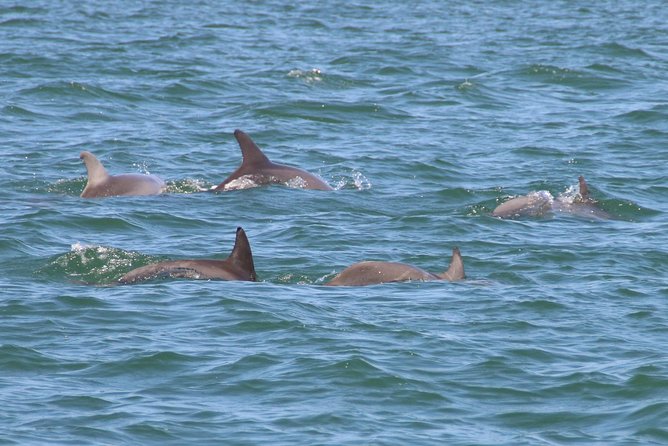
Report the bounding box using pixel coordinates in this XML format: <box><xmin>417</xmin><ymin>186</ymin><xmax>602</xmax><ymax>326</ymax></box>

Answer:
<box><xmin>2</xmin><ymin>1</ymin><xmax>668</xmax><ymax>444</ymax></box>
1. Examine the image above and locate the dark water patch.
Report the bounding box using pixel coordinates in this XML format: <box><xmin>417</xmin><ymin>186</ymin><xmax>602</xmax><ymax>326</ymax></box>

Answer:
<box><xmin>515</xmin><ymin>63</ymin><xmax>630</xmax><ymax>91</ymax></box>
<box><xmin>496</xmin><ymin>408</ymin><xmax>607</xmax><ymax>431</ymax></box>
<box><xmin>625</xmin><ymin>373</ymin><xmax>668</xmax><ymax>394</ymax></box>
<box><xmin>90</xmin><ymin>351</ymin><xmax>203</xmax><ymax>378</ymax></box>
<box><xmin>18</xmin><ymin>81</ymin><xmax>146</xmax><ymax>104</ymax></box>
<box><xmin>123</xmin><ymin>422</ymin><xmax>178</xmax><ymax>442</ymax></box>
<box><xmin>635</xmin><ymin>427</ymin><xmax>668</xmax><ymax>443</ymax></box>
<box><xmin>598</xmin><ymin>42</ymin><xmax>655</xmax><ymax>59</ymax></box>
<box><xmin>586</xmin><ymin>63</ymin><xmax>625</xmax><ymax>75</ymax></box>
<box><xmin>229</xmin><ymin>314</ymin><xmax>304</xmax><ymax>334</ymax></box>
<box><xmin>1</xmin><ymin>104</ymin><xmax>48</xmax><ymax>118</ymax></box>
<box><xmin>0</xmin><ymin>5</ymin><xmax>47</xmax><ymax>14</ymax></box>
<box><xmin>0</xmin><ymin>17</ymin><xmax>44</xmax><ymax>27</ymax></box>
<box><xmin>212</xmin><ymin>353</ymin><xmax>282</xmax><ymax>378</ymax></box>
<box><xmin>66</xmin><ymin>111</ymin><xmax>121</xmax><ymax>122</ymax></box>
<box><xmin>256</xmin><ymin>100</ymin><xmax>411</xmax><ymax>124</ymax></box>
<box><xmin>49</xmin><ymin>395</ymin><xmax>113</xmax><ymax>411</ymax></box>
<box><xmin>596</xmin><ymin>198</ymin><xmax>653</xmax><ymax>221</ymax></box>
<box><xmin>54</xmin><ymin>294</ymin><xmax>109</xmax><ymax>309</ymax></box>
<box><xmin>203</xmin><ymin>22</ymin><xmax>245</xmax><ymax>30</ymax></box>
<box><xmin>511</xmin><ymin>144</ymin><xmax>569</xmax><ymax>159</ymax></box>
<box><xmin>614</xmin><ymin>105</ymin><xmax>668</xmax><ymax>124</ymax></box>
<box><xmin>0</xmin><ymin>345</ymin><xmax>87</xmax><ymax>373</ymax></box>
<box><xmin>516</xmin><ymin>299</ymin><xmax>566</xmax><ymax>312</ymax></box>
<box><xmin>625</xmin><ymin>402</ymin><xmax>668</xmax><ymax>433</ymax></box>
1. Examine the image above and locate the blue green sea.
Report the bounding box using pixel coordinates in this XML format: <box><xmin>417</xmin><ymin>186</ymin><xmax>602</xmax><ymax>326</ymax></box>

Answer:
<box><xmin>1</xmin><ymin>1</ymin><xmax>667</xmax><ymax>444</ymax></box>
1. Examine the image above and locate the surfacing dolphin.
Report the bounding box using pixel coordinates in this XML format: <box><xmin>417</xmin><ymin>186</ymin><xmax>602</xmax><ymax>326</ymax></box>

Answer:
<box><xmin>117</xmin><ymin>227</ymin><xmax>257</xmax><ymax>284</ymax></box>
<box><xmin>80</xmin><ymin>151</ymin><xmax>166</xmax><ymax>198</ymax></box>
<box><xmin>492</xmin><ymin>176</ymin><xmax>612</xmax><ymax>219</ymax></box>
<box><xmin>325</xmin><ymin>247</ymin><xmax>465</xmax><ymax>286</ymax></box>
<box><xmin>212</xmin><ymin>129</ymin><xmax>333</xmax><ymax>191</ymax></box>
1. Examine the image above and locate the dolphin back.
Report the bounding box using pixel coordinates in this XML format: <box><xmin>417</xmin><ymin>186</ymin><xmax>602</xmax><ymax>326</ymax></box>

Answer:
<box><xmin>116</xmin><ymin>227</ymin><xmax>256</xmax><ymax>285</ymax></box>
<box><xmin>214</xmin><ymin>129</ymin><xmax>333</xmax><ymax>191</ymax></box>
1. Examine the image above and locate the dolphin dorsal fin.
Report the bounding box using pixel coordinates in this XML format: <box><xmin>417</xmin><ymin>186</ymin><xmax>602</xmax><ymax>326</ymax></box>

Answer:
<box><xmin>234</xmin><ymin>129</ymin><xmax>271</xmax><ymax>167</ymax></box>
<box><xmin>439</xmin><ymin>247</ymin><xmax>465</xmax><ymax>281</ymax></box>
<box><xmin>578</xmin><ymin>176</ymin><xmax>590</xmax><ymax>201</ymax></box>
<box><xmin>80</xmin><ymin>151</ymin><xmax>109</xmax><ymax>185</ymax></box>
<box><xmin>227</xmin><ymin>227</ymin><xmax>257</xmax><ymax>281</ymax></box>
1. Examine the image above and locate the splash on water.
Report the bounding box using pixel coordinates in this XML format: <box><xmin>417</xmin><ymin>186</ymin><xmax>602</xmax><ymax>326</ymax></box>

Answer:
<box><xmin>166</xmin><ymin>178</ymin><xmax>211</xmax><ymax>193</ymax></box>
<box><xmin>285</xmin><ymin>176</ymin><xmax>310</xmax><ymax>189</ymax></box>
<box><xmin>217</xmin><ymin>175</ymin><xmax>261</xmax><ymax>191</ymax></box>
<box><xmin>39</xmin><ymin>243</ymin><xmax>157</xmax><ymax>284</ymax></box>
<box><xmin>332</xmin><ymin>170</ymin><xmax>371</xmax><ymax>190</ymax></box>
<box><xmin>287</xmin><ymin>68</ymin><xmax>324</xmax><ymax>84</ymax></box>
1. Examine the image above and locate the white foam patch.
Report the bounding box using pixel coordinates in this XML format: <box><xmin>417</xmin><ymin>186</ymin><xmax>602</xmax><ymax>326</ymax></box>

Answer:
<box><xmin>167</xmin><ymin>178</ymin><xmax>210</xmax><ymax>193</ymax></box>
<box><xmin>287</xmin><ymin>68</ymin><xmax>323</xmax><ymax>83</ymax></box>
<box><xmin>219</xmin><ymin>175</ymin><xmax>260</xmax><ymax>191</ymax></box>
<box><xmin>285</xmin><ymin>176</ymin><xmax>309</xmax><ymax>189</ymax></box>
<box><xmin>524</xmin><ymin>190</ymin><xmax>555</xmax><ymax>215</ymax></box>
<box><xmin>332</xmin><ymin>170</ymin><xmax>371</xmax><ymax>190</ymax></box>
<box><xmin>557</xmin><ymin>183</ymin><xmax>581</xmax><ymax>204</ymax></box>
<box><xmin>352</xmin><ymin>171</ymin><xmax>371</xmax><ymax>190</ymax></box>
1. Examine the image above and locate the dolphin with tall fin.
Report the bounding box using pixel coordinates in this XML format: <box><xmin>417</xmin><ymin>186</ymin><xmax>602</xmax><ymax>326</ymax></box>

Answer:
<box><xmin>325</xmin><ymin>247</ymin><xmax>464</xmax><ymax>286</ymax></box>
<box><xmin>79</xmin><ymin>151</ymin><xmax>166</xmax><ymax>198</ymax></box>
<box><xmin>212</xmin><ymin>130</ymin><xmax>333</xmax><ymax>191</ymax></box>
<box><xmin>117</xmin><ymin>227</ymin><xmax>257</xmax><ymax>284</ymax></box>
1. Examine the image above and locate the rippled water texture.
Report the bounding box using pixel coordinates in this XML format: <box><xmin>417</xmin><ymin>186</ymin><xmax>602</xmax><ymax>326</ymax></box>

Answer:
<box><xmin>1</xmin><ymin>1</ymin><xmax>667</xmax><ymax>444</ymax></box>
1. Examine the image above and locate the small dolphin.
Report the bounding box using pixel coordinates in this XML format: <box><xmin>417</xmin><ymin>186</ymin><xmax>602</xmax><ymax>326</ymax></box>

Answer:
<box><xmin>80</xmin><ymin>151</ymin><xmax>166</xmax><ymax>198</ymax></box>
<box><xmin>213</xmin><ymin>129</ymin><xmax>333</xmax><ymax>191</ymax></box>
<box><xmin>117</xmin><ymin>227</ymin><xmax>257</xmax><ymax>284</ymax></box>
<box><xmin>325</xmin><ymin>247</ymin><xmax>464</xmax><ymax>286</ymax></box>
<box><xmin>492</xmin><ymin>176</ymin><xmax>611</xmax><ymax>219</ymax></box>
<box><xmin>491</xmin><ymin>190</ymin><xmax>554</xmax><ymax>219</ymax></box>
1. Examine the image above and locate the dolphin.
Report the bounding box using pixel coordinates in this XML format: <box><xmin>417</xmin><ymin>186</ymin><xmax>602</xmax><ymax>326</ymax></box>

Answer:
<box><xmin>492</xmin><ymin>176</ymin><xmax>611</xmax><ymax>219</ymax></box>
<box><xmin>491</xmin><ymin>190</ymin><xmax>554</xmax><ymax>219</ymax></box>
<box><xmin>212</xmin><ymin>129</ymin><xmax>333</xmax><ymax>191</ymax></box>
<box><xmin>117</xmin><ymin>227</ymin><xmax>257</xmax><ymax>284</ymax></box>
<box><xmin>80</xmin><ymin>151</ymin><xmax>166</xmax><ymax>198</ymax></box>
<box><xmin>325</xmin><ymin>247</ymin><xmax>464</xmax><ymax>286</ymax></box>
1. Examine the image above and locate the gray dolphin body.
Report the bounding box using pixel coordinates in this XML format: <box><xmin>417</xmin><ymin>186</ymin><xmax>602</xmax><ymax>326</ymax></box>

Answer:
<box><xmin>117</xmin><ymin>227</ymin><xmax>256</xmax><ymax>284</ymax></box>
<box><xmin>80</xmin><ymin>151</ymin><xmax>166</xmax><ymax>198</ymax></box>
<box><xmin>492</xmin><ymin>176</ymin><xmax>611</xmax><ymax>219</ymax></box>
<box><xmin>325</xmin><ymin>247</ymin><xmax>465</xmax><ymax>286</ymax></box>
<box><xmin>213</xmin><ymin>130</ymin><xmax>333</xmax><ymax>191</ymax></box>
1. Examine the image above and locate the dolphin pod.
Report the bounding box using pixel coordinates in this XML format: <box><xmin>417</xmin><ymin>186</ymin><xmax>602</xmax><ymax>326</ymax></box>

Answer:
<box><xmin>492</xmin><ymin>176</ymin><xmax>612</xmax><ymax>220</ymax></box>
<box><xmin>71</xmin><ymin>131</ymin><xmax>619</xmax><ymax>286</ymax></box>
<box><xmin>117</xmin><ymin>227</ymin><xmax>256</xmax><ymax>285</ymax></box>
<box><xmin>213</xmin><ymin>129</ymin><xmax>333</xmax><ymax>191</ymax></box>
<box><xmin>80</xmin><ymin>151</ymin><xmax>166</xmax><ymax>199</ymax></box>
<box><xmin>325</xmin><ymin>247</ymin><xmax>465</xmax><ymax>286</ymax></box>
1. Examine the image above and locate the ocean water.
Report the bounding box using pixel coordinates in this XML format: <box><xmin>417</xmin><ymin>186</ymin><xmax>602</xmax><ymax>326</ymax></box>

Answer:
<box><xmin>1</xmin><ymin>1</ymin><xmax>668</xmax><ymax>444</ymax></box>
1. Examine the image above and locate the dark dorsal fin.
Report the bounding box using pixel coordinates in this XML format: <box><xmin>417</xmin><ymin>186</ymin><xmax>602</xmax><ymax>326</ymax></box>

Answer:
<box><xmin>578</xmin><ymin>175</ymin><xmax>590</xmax><ymax>201</ymax></box>
<box><xmin>439</xmin><ymin>247</ymin><xmax>465</xmax><ymax>281</ymax></box>
<box><xmin>227</xmin><ymin>227</ymin><xmax>257</xmax><ymax>281</ymax></box>
<box><xmin>234</xmin><ymin>129</ymin><xmax>271</xmax><ymax>167</ymax></box>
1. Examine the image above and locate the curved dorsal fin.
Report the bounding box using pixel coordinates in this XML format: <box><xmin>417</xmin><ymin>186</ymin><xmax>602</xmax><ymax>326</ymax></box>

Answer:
<box><xmin>80</xmin><ymin>151</ymin><xmax>109</xmax><ymax>185</ymax></box>
<box><xmin>227</xmin><ymin>227</ymin><xmax>257</xmax><ymax>281</ymax></box>
<box><xmin>234</xmin><ymin>129</ymin><xmax>271</xmax><ymax>167</ymax></box>
<box><xmin>439</xmin><ymin>247</ymin><xmax>465</xmax><ymax>281</ymax></box>
<box><xmin>578</xmin><ymin>175</ymin><xmax>590</xmax><ymax>201</ymax></box>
